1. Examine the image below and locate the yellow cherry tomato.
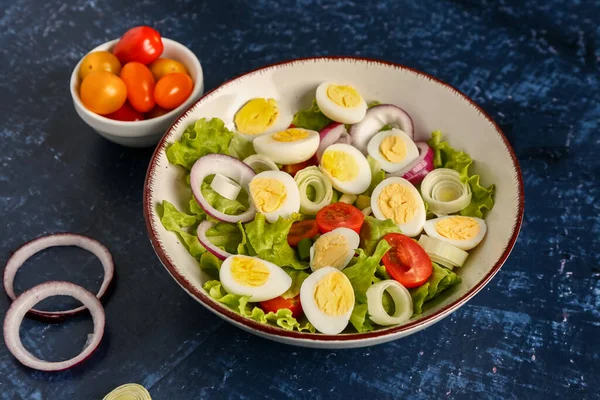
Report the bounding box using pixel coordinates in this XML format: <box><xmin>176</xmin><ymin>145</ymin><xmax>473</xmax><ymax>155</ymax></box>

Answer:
<box><xmin>79</xmin><ymin>51</ymin><xmax>122</xmax><ymax>80</ymax></box>
<box><xmin>80</xmin><ymin>71</ymin><xmax>127</xmax><ymax>115</ymax></box>
<box><xmin>148</xmin><ymin>58</ymin><xmax>188</xmax><ymax>81</ymax></box>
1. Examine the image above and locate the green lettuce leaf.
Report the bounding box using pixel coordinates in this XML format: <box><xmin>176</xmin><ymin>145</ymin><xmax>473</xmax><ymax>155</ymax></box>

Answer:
<box><xmin>199</xmin><ymin>252</ymin><xmax>223</xmax><ymax>280</ymax></box>
<box><xmin>166</xmin><ymin>118</ymin><xmax>234</xmax><ymax>170</ymax></box>
<box><xmin>410</xmin><ymin>263</ymin><xmax>461</xmax><ymax>315</ymax></box>
<box><xmin>292</xmin><ymin>100</ymin><xmax>332</xmax><ymax>131</ymax></box>
<box><xmin>243</xmin><ymin>213</ymin><xmax>306</xmax><ymax>269</ymax></box>
<box><xmin>189</xmin><ymin>198</ymin><xmax>206</xmax><ymax>220</ymax></box>
<box><xmin>427</xmin><ymin>130</ymin><xmax>495</xmax><ymax>218</ymax></box>
<box><xmin>367</xmin><ymin>100</ymin><xmax>381</xmax><ymax>108</ymax></box>
<box><xmin>228</xmin><ymin>134</ymin><xmax>256</xmax><ymax>160</ymax></box>
<box><xmin>364</xmin><ymin>156</ymin><xmax>386</xmax><ymax>197</ymax></box>
<box><xmin>203</xmin><ymin>280</ymin><xmax>315</xmax><ymax>332</ymax></box>
<box><xmin>343</xmin><ymin>239</ymin><xmax>391</xmax><ymax>303</ymax></box>
<box><xmin>159</xmin><ymin>201</ymin><xmax>205</xmax><ymax>261</ymax></box>
<box><xmin>349</xmin><ymin>303</ymin><xmax>373</xmax><ymax>333</ymax></box>
<box><xmin>205</xmin><ymin>222</ymin><xmax>243</xmax><ymax>254</ymax></box>
<box><xmin>359</xmin><ymin>216</ymin><xmax>401</xmax><ymax>256</ymax></box>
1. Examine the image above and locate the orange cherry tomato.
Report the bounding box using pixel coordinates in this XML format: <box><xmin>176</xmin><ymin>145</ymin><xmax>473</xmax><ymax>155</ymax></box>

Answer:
<box><xmin>113</xmin><ymin>26</ymin><xmax>163</xmax><ymax>65</ymax></box>
<box><xmin>120</xmin><ymin>62</ymin><xmax>156</xmax><ymax>113</ymax></box>
<box><xmin>145</xmin><ymin>105</ymin><xmax>170</xmax><ymax>119</ymax></box>
<box><xmin>154</xmin><ymin>73</ymin><xmax>193</xmax><ymax>110</ymax></box>
<box><xmin>79</xmin><ymin>51</ymin><xmax>121</xmax><ymax>80</ymax></box>
<box><xmin>148</xmin><ymin>58</ymin><xmax>188</xmax><ymax>81</ymax></box>
<box><xmin>80</xmin><ymin>71</ymin><xmax>127</xmax><ymax>115</ymax></box>
<box><xmin>105</xmin><ymin>102</ymin><xmax>144</xmax><ymax>121</ymax></box>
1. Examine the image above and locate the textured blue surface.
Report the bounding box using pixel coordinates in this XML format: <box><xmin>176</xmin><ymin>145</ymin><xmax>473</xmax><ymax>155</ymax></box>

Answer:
<box><xmin>1</xmin><ymin>0</ymin><xmax>599</xmax><ymax>399</ymax></box>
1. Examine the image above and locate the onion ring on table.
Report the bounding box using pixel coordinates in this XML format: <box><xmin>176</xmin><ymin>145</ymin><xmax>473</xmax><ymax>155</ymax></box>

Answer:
<box><xmin>190</xmin><ymin>154</ymin><xmax>256</xmax><ymax>223</ymax></box>
<box><xmin>3</xmin><ymin>281</ymin><xmax>105</xmax><ymax>371</ymax></box>
<box><xmin>3</xmin><ymin>233</ymin><xmax>114</xmax><ymax>320</ymax></box>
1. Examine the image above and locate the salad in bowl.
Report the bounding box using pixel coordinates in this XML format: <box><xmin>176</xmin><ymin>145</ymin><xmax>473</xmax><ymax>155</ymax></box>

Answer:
<box><xmin>144</xmin><ymin>57</ymin><xmax>522</xmax><ymax>347</ymax></box>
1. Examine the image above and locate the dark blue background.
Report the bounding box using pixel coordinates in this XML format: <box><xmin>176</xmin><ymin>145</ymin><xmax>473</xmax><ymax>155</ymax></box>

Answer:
<box><xmin>1</xmin><ymin>0</ymin><xmax>598</xmax><ymax>399</ymax></box>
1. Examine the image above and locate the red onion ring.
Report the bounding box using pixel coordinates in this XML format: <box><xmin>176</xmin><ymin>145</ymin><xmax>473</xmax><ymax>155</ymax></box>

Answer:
<box><xmin>190</xmin><ymin>154</ymin><xmax>256</xmax><ymax>223</ymax></box>
<box><xmin>3</xmin><ymin>281</ymin><xmax>105</xmax><ymax>371</ymax></box>
<box><xmin>196</xmin><ymin>220</ymin><xmax>232</xmax><ymax>261</ymax></box>
<box><xmin>349</xmin><ymin>104</ymin><xmax>414</xmax><ymax>154</ymax></box>
<box><xmin>387</xmin><ymin>142</ymin><xmax>434</xmax><ymax>185</ymax></box>
<box><xmin>3</xmin><ymin>233</ymin><xmax>114</xmax><ymax>320</ymax></box>
<box><xmin>316</xmin><ymin>123</ymin><xmax>347</xmax><ymax>161</ymax></box>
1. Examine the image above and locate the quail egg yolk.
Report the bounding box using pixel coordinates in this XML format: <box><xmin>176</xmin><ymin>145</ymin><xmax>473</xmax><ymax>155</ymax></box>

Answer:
<box><xmin>230</xmin><ymin>256</ymin><xmax>270</xmax><ymax>287</ymax></box>
<box><xmin>321</xmin><ymin>151</ymin><xmax>358</xmax><ymax>181</ymax></box>
<box><xmin>313</xmin><ymin>271</ymin><xmax>354</xmax><ymax>316</ymax></box>
<box><xmin>312</xmin><ymin>234</ymin><xmax>349</xmax><ymax>271</ymax></box>
<box><xmin>273</xmin><ymin>128</ymin><xmax>308</xmax><ymax>142</ymax></box>
<box><xmin>379</xmin><ymin>136</ymin><xmax>407</xmax><ymax>163</ymax></box>
<box><xmin>326</xmin><ymin>84</ymin><xmax>361</xmax><ymax>108</ymax></box>
<box><xmin>249</xmin><ymin>178</ymin><xmax>287</xmax><ymax>213</ymax></box>
<box><xmin>435</xmin><ymin>216</ymin><xmax>480</xmax><ymax>240</ymax></box>
<box><xmin>377</xmin><ymin>184</ymin><xmax>418</xmax><ymax>224</ymax></box>
<box><xmin>234</xmin><ymin>98</ymin><xmax>279</xmax><ymax>135</ymax></box>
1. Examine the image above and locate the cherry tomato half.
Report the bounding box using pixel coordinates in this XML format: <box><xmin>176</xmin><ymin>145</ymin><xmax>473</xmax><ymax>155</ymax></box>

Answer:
<box><xmin>145</xmin><ymin>105</ymin><xmax>170</xmax><ymax>119</ymax></box>
<box><xmin>154</xmin><ymin>73</ymin><xmax>193</xmax><ymax>110</ymax></box>
<box><xmin>287</xmin><ymin>220</ymin><xmax>319</xmax><ymax>247</ymax></box>
<box><xmin>148</xmin><ymin>58</ymin><xmax>188</xmax><ymax>81</ymax></box>
<box><xmin>316</xmin><ymin>202</ymin><xmax>364</xmax><ymax>234</ymax></box>
<box><xmin>80</xmin><ymin>71</ymin><xmax>127</xmax><ymax>115</ymax></box>
<box><xmin>113</xmin><ymin>26</ymin><xmax>163</xmax><ymax>65</ymax></box>
<box><xmin>120</xmin><ymin>62</ymin><xmax>155</xmax><ymax>113</ymax></box>
<box><xmin>382</xmin><ymin>233</ymin><xmax>432</xmax><ymax>288</ymax></box>
<box><xmin>79</xmin><ymin>51</ymin><xmax>121</xmax><ymax>80</ymax></box>
<box><xmin>260</xmin><ymin>295</ymin><xmax>302</xmax><ymax>319</ymax></box>
<box><xmin>105</xmin><ymin>102</ymin><xmax>144</xmax><ymax>122</ymax></box>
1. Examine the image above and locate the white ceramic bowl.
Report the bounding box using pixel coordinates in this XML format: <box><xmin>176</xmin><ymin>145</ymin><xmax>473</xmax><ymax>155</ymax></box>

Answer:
<box><xmin>70</xmin><ymin>38</ymin><xmax>204</xmax><ymax>147</ymax></box>
<box><xmin>143</xmin><ymin>57</ymin><xmax>524</xmax><ymax>348</ymax></box>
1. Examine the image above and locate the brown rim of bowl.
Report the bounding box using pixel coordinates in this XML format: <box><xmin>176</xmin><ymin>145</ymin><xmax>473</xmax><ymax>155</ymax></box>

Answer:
<box><xmin>143</xmin><ymin>56</ymin><xmax>525</xmax><ymax>342</ymax></box>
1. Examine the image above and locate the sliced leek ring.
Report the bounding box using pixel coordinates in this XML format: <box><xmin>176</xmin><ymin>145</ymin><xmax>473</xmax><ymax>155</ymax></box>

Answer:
<box><xmin>367</xmin><ymin>280</ymin><xmax>413</xmax><ymax>326</ymax></box>
<box><xmin>294</xmin><ymin>166</ymin><xmax>333</xmax><ymax>215</ymax></box>
<box><xmin>210</xmin><ymin>173</ymin><xmax>241</xmax><ymax>201</ymax></box>
<box><xmin>103</xmin><ymin>383</ymin><xmax>151</xmax><ymax>400</ymax></box>
<box><xmin>421</xmin><ymin>168</ymin><xmax>471</xmax><ymax>214</ymax></box>
<box><xmin>361</xmin><ymin>206</ymin><xmax>372</xmax><ymax>217</ymax></box>
<box><xmin>243</xmin><ymin>154</ymin><xmax>279</xmax><ymax>173</ymax></box>
<box><xmin>418</xmin><ymin>234</ymin><xmax>468</xmax><ymax>268</ymax></box>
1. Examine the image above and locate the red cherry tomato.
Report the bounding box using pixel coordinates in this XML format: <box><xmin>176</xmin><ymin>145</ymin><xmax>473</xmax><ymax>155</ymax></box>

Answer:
<box><xmin>154</xmin><ymin>73</ymin><xmax>194</xmax><ymax>110</ymax></box>
<box><xmin>260</xmin><ymin>295</ymin><xmax>302</xmax><ymax>319</ymax></box>
<box><xmin>316</xmin><ymin>202</ymin><xmax>364</xmax><ymax>234</ymax></box>
<box><xmin>120</xmin><ymin>62</ymin><xmax>156</xmax><ymax>113</ymax></box>
<box><xmin>287</xmin><ymin>220</ymin><xmax>319</xmax><ymax>247</ymax></box>
<box><xmin>104</xmin><ymin>102</ymin><xmax>144</xmax><ymax>121</ymax></box>
<box><xmin>382</xmin><ymin>233</ymin><xmax>433</xmax><ymax>288</ymax></box>
<box><xmin>145</xmin><ymin>105</ymin><xmax>170</xmax><ymax>119</ymax></box>
<box><xmin>113</xmin><ymin>26</ymin><xmax>163</xmax><ymax>65</ymax></box>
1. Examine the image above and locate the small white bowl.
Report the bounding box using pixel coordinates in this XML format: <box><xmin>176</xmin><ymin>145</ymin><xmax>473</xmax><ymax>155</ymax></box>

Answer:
<box><xmin>144</xmin><ymin>57</ymin><xmax>524</xmax><ymax>348</ymax></box>
<box><xmin>70</xmin><ymin>38</ymin><xmax>204</xmax><ymax>147</ymax></box>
